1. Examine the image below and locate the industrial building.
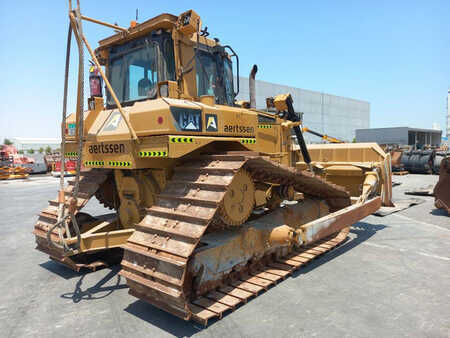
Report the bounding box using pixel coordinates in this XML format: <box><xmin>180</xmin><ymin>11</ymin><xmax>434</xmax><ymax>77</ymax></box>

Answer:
<box><xmin>11</xmin><ymin>138</ymin><xmax>60</xmax><ymax>152</ymax></box>
<box><xmin>355</xmin><ymin>127</ymin><xmax>442</xmax><ymax>147</ymax></box>
<box><xmin>236</xmin><ymin>77</ymin><xmax>370</xmax><ymax>143</ymax></box>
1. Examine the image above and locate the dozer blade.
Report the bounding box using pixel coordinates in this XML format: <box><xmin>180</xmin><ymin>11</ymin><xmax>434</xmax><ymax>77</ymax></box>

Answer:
<box><xmin>295</xmin><ymin>143</ymin><xmax>394</xmax><ymax>207</ymax></box>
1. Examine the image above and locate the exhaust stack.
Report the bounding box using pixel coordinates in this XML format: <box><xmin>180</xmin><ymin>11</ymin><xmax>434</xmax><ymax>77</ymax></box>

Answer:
<box><xmin>249</xmin><ymin>64</ymin><xmax>258</xmax><ymax>108</ymax></box>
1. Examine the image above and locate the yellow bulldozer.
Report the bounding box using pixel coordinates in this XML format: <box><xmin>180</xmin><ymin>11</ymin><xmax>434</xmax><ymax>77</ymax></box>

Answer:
<box><xmin>33</xmin><ymin>2</ymin><xmax>393</xmax><ymax>324</ymax></box>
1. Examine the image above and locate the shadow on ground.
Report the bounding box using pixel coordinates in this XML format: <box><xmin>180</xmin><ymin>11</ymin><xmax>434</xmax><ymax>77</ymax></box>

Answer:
<box><xmin>125</xmin><ymin>301</ymin><xmax>204</xmax><ymax>337</ymax></box>
<box><xmin>39</xmin><ymin>260</ymin><xmax>83</xmax><ymax>280</ymax></box>
<box><xmin>60</xmin><ymin>265</ymin><xmax>127</xmax><ymax>303</ymax></box>
<box><xmin>123</xmin><ymin>221</ymin><xmax>387</xmax><ymax>335</ymax></box>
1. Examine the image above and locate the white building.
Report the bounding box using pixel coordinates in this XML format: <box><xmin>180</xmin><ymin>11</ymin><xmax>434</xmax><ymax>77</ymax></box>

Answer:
<box><xmin>236</xmin><ymin>77</ymin><xmax>369</xmax><ymax>143</ymax></box>
<box><xmin>11</xmin><ymin>138</ymin><xmax>60</xmax><ymax>152</ymax></box>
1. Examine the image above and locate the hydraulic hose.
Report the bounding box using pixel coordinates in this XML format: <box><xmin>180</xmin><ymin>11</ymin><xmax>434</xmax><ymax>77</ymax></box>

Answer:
<box><xmin>284</xmin><ymin>94</ymin><xmax>312</xmax><ymax>165</ymax></box>
<box><xmin>249</xmin><ymin>65</ymin><xmax>257</xmax><ymax>109</ymax></box>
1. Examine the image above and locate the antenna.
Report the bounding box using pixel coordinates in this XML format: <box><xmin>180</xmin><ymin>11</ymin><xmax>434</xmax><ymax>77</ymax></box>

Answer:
<box><xmin>136</xmin><ymin>9</ymin><xmax>138</xmax><ymax>22</ymax></box>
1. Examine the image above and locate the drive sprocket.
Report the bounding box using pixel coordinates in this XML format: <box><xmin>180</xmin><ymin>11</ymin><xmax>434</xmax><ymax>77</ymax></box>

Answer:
<box><xmin>219</xmin><ymin>169</ymin><xmax>255</xmax><ymax>226</ymax></box>
<box><xmin>95</xmin><ymin>173</ymin><xmax>119</xmax><ymax>210</ymax></box>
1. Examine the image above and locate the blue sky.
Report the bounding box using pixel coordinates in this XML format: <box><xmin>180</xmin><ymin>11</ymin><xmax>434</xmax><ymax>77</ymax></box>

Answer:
<box><xmin>0</xmin><ymin>0</ymin><xmax>449</xmax><ymax>142</ymax></box>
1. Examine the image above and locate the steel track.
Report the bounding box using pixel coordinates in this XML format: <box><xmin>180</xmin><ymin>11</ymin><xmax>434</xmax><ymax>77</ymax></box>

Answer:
<box><xmin>120</xmin><ymin>153</ymin><xmax>351</xmax><ymax>323</ymax></box>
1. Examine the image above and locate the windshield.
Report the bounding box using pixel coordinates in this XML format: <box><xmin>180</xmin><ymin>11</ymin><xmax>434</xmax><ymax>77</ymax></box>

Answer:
<box><xmin>107</xmin><ymin>32</ymin><xmax>175</xmax><ymax>106</ymax></box>
<box><xmin>196</xmin><ymin>49</ymin><xmax>234</xmax><ymax>106</ymax></box>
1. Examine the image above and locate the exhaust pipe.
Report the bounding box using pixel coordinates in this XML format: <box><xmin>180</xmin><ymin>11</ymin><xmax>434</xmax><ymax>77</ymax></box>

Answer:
<box><xmin>249</xmin><ymin>64</ymin><xmax>258</xmax><ymax>108</ymax></box>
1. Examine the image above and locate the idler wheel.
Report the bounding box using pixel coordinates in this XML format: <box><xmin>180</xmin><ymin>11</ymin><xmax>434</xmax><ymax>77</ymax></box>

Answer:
<box><xmin>219</xmin><ymin>169</ymin><xmax>255</xmax><ymax>226</ymax></box>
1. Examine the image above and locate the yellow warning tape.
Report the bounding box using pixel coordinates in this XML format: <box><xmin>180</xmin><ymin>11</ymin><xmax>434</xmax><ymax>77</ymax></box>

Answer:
<box><xmin>108</xmin><ymin>161</ymin><xmax>132</xmax><ymax>167</ymax></box>
<box><xmin>257</xmin><ymin>125</ymin><xmax>272</xmax><ymax>129</ymax></box>
<box><xmin>170</xmin><ymin>137</ymin><xmax>194</xmax><ymax>143</ymax></box>
<box><xmin>139</xmin><ymin>151</ymin><xmax>168</xmax><ymax>157</ymax></box>
<box><xmin>241</xmin><ymin>139</ymin><xmax>256</xmax><ymax>144</ymax></box>
<box><xmin>84</xmin><ymin>161</ymin><xmax>104</xmax><ymax>166</ymax></box>
<box><xmin>65</xmin><ymin>152</ymin><xmax>78</xmax><ymax>156</ymax></box>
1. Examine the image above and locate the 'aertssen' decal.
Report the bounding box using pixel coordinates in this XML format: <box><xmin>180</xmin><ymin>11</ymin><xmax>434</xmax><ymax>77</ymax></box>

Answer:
<box><xmin>88</xmin><ymin>143</ymin><xmax>125</xmax><ymax>154</ymax></box>
<box><xmin>224</xmin><ymin>125</ymin><xmax>254</xmax><ymax>134</ymax></box>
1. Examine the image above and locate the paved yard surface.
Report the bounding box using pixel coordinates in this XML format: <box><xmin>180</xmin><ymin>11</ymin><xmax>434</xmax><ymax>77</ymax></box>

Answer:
<box><xmin>0</xmin><ymin>174</ymin><xmax>449</xmax><ymax>337</ymax></box>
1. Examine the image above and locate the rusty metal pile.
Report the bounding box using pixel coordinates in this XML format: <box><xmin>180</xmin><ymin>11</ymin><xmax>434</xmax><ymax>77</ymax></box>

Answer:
<box><xmin>433</xmin><ymin>156</ymin><xmax>450</xmax><ymax>215</ymax></box>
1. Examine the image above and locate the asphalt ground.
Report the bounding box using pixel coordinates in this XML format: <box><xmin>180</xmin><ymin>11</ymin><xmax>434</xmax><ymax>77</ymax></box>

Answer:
<box><xmin>0</xmin><ymin>173</ymin><xmax>449</xmax><ymax>337</ymax></box>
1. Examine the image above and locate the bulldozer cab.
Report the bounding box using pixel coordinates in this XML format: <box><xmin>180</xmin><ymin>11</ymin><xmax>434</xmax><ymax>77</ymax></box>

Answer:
<box><xmin>97</xmin><ymin>11</ymin><xmax>237</xmax><ymax>108</ymax></box>
<box><xmin>106</xmin><ymin>30</ymin><xmax>176</xmax><ymax>106</ymax></box>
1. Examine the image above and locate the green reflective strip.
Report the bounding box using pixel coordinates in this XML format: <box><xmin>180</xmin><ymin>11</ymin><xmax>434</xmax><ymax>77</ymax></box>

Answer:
<box><xmin>241</xmin><ymin>139</ymin><xmax>256</xmax><ymax>144</ymax></box>
<box><xmin>170</xmin><ymin>137</ymin><xmax>194</xmax><ymax>143</ymax></box>
<box><xmin>258</xmin><ymin>125</ymin><xmax>272</xmax><ymax>129</ymax></box>
<box><xmin>65</xmin><ymin>152</ymin><xmax>78</xmax><ymax>156</ymax></box>
<box><xmin>84</xmin><ymin>161</ymin><xmax>104</xmax><ymax>166</ymax></box>
<box><xmin>139</xmin><ymin>151</ymin><xmax>168</xmax><ymax>157</ymax></box>
<box><xmin>108</xmin><ymin>161</ymin><xmax>132</xmax><ymax>167</ymax></box>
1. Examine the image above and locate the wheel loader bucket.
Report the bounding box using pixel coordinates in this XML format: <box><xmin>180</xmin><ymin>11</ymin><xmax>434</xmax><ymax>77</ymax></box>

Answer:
<box><xmin>296</xmin><ymin>143</ymin><xmax>394</xmax><ymax>207</ymax></box>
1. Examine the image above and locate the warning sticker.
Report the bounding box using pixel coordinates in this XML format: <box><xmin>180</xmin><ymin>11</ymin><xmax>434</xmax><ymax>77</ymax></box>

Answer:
<box><xmin>103</xmin><ymin>111</ymin><xmax>122</xmax><ymax>131</ymax></box>
<box><xmin>68</xmin><ymin>123</ymin><xmax>76</xmax><ymax>136</ymax></box>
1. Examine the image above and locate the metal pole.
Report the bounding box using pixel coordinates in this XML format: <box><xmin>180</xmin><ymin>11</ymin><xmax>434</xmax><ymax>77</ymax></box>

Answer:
<box><xmin>81</xmin><ymin>15</ymin><xmax>128</xmax><ymax>32</ymax></box>
<box><xmin>69</xmin><ymin>12</ymin><xmax>139</xmax><ymax>142</ymax></box>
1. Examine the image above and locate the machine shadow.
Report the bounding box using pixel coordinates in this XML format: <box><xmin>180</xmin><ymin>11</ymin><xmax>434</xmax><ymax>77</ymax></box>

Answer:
<box><xmin>124</xmin><ymin>300</ymin><xmax>204</xmax><ymax>336</ymax></box>
<box><xmin>291</xmin><ymin>221</ymin><xmax>387</xmax><ymax>277</ymax></box>
<box><xmin>60</xmin><ymin>265</ymin><xmax>127</xmax><ymax>303</ymax></box>
<box><xmin>39</xmin><ymin>260</ymin><xmax>83</xmax><ymax>280</ymax></box>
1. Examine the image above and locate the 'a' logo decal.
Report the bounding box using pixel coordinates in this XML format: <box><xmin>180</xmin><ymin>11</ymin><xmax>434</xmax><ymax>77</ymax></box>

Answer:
<box><xmin>206</xmin><ymin>114</ymin><xmax>218</xmax><ymax>132</ymax></box>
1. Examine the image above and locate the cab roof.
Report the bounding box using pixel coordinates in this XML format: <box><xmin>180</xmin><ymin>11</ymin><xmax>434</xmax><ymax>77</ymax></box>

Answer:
<box><xmin>96</xmin><ymin>13</ymin><xmax>178</xmax><ymax>52</ymax></box>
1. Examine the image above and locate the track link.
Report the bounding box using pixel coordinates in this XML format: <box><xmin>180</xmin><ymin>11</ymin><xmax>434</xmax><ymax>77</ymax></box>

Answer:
<box><xmin>189</xmin><ymin>227</ymin><xmax>349</xmax><ymax>325</ymax></box>
<box><xmin>33</xmin><ymin>169</ymin><xmax>114</xmax><ymax>271</ymax></box>
<box><xmin>120</xmin><ymin>153</ymin><xmax>351</xmax><ymax>321</ymax></box>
